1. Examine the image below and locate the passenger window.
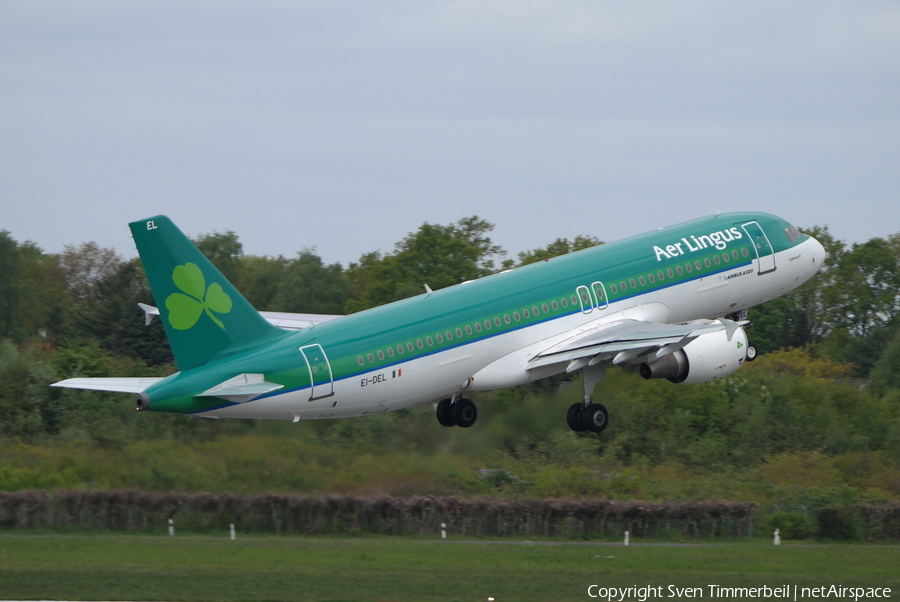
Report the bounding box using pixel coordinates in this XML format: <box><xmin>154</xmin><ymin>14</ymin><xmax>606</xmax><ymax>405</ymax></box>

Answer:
<box><xmin>570</xmin><ymin>295</ymin><xmax>578</xmax><ymax>305</ymax></box>
<box><xmin>397</xmin><ymin>345</ymin><xmax>404</xmax><ymax>354</ymax></box>
<box><xmin>436</xmin><ymin>334</ymin><xmax>443</xmax><ymax>343</ymax></box>
<box><xmin>417</xmin><ymin>339</ymin><xmax>424</xmax><ymax>349</ymax></box>
<box><xmin>723</xmin><ymin>253</ymin><xmax>730</xmax><ymax>263</ymax></box>
<box><xmin>552</xmin><ymin>301</ymin><xmax>559</xmax><ymax>310</ymax></box>
<box><xmin>357</xmin><ymin>356</ymin><xmax>364</xmax><ymax>366</ymax></box>
<box><xmin>667</xmin><ymin>268</ymin><xmax>674</xmax><ymax>278</ymax></box>
<box><xmin>485</xmin><ymin>320</ymin><xmax>491</xmax><ymax>330</ymax></box>
<box><xmin>533</xmin><ymin>306</ymin><xmax>540</xmax><ymax>315</ymax></box>
<box><xmin>704</xmin><ymin>258</ymin><xmax>711</xmax><ymax>268</ymax></box>
<box><xmin>639</xmin><ymin>276</ymin><xmax>646</xmax><ymax>286</ymax></box>
<box><xmin>620</xmin><ymin>281</ymin><xmax>627</xmax><ymax>291</ymax></box>
<box><xmin>466</xmin><ymin>325</ymin><xmax>472</xmax><ymax>335</ymax></box>
<box><xmin>686</xmin><ymin>263</ymin><xmax>693</xmax><ymax>273</ymax></box>
<box><xmin>504</xmin><ymin>314</ymin><xmax>510</xmax><ymax>324</ymax></box>
<box><xmin>378</xmin><ymin>350</ymin><xmax>384</xmax><ymax>360</ymax></box>
<box><xmin>542</xmin><ymin>303</ymin><xmax>549</xmax><ymax>313</ymax></box>
<box><xmin>494</xmin><ymin>317</ymin><xmax>501</xmax><ymax>327</ymax></box>
<box><xmin>456</xmin><ymin>328</ymin><xmax>463</xmax><ymax>337</ymax></box>
<box><xmin>695</xmin><ymin>261</ymin><xmax>702</xmax><ymax>270</ymax></box>
<box><xmin>367</xmin><ymin>353</ymin><xmax>375</xmax><ymax>363</ymax></box>
<box><xmin>733</xmin><ymin>250</ymin><xmax>739</xmax><ymax>260</ymax></box>
<box><xmin>561</xmin><ymin>297</ymin><xmax>568</xmax><ymax>308</ymax></box>
<box><xmin>742</xmin><ymin>248</ymin><xmax>749</xmax><ymax>257</ymax></box>
<box><xmin>677</xmin><ymin>266</ymin><xmax>684</xmax><ymax>275</ymax></box>
<box><xmin>426</xmin><ymin>336</ymin><xmax>433</xmax><ymax>346</ymax></box>
<box><xmin>611</xmin><ymin>284</ymin><xmax>618</xmax><ymax>293</ymax></box>
<box><xmin>523</xmin><ymin>308</ymin><xmax>530</xmax><ymax>318</ymax></box>
<box><xmin>407</xmin><ymin>342</ymin><xmax>414</xmax><ymax>352</ymax></box>
<box><xmin>714</xmin><ymin>255</ymin><xmax>720</xmax><ymax>265</ymax></box>
<box><xmin>658</xmin><ymin>271</ymin><xmax>664</xmax><ymax>280</ymax></box>
<box><xmin>388</xmin><ymin>347</ymin><xmax>395</xmax><ymax>357</ymax></box>
<box><xmin>514</xmin><ymin>311</ymin><xmax>520</xmax><ymax>321</ymax></box>
<box><xmin>446</xmin><ymin>331</ymin><xmax>453</xmax><ymax>340</ymax></box>
<box><xmin>648</xmin><ymin>273</ymin><xmax>655</xmax><ymax>283</ymax></box>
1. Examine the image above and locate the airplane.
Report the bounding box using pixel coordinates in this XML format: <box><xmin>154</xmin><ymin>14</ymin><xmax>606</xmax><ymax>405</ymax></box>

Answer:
<box><xmin>53</xmin><ymin>212</ymin><xmax>825</xmax><ymax>433</ymax></box>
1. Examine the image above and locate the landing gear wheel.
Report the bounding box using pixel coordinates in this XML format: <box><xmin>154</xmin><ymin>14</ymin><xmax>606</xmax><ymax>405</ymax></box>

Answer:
<box><xmin>746</xmin><ymin>344</ymin><xmax>758</xmax><ymax>362</ymax></box>
<box><xmin>567</xmin><ymin>403</ymin><xmax>587</xmax><ymax>432</ymax></box>
<box><xmin>581</xmin><ymin>403</ymin><xmax>609</xmax><ymax>433</ymax></box>
<box><xmin>436</xmin><ymin>398</ymin><xmax>456</xmax><ymax>427</ymax></box>
<box><xmin>452</xmin><ymin>398</ymin><xmax>478</xmax><ymax>428</ymax></box>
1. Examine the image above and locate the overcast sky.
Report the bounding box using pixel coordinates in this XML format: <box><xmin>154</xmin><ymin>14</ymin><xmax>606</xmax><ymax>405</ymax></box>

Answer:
<box><xmin>2</xmin><ymin>1</ymin><xmax>899</xmax><ymax>266</ymax></box>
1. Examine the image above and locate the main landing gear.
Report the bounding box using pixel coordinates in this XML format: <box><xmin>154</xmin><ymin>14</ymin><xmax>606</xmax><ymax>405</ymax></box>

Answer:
<box><xmin>566</xmin><ymin>363</ymin><xmax>609</xmax><ymax>433</ymax></box>
<box><xmin>436</xmin><ymin>394</ymin><xmax>478</xmax><ymax>428</ymax></box>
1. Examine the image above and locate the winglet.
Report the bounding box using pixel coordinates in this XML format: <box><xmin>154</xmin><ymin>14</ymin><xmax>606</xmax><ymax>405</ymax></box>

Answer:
<box><xmin>718</xmin><ymin>317</ymin><xmax>749</xmax><ymax>341</ymax></box>
<box><xmin>138</xmin><ymin>302</ymin><xmax>159</xmax><ymax>326</ymax></box>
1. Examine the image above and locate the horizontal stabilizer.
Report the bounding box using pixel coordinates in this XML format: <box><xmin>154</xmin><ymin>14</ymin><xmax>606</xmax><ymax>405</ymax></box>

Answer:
<box><xmin>137</xmin><ymin>304</ymin><xmax>342</xmax><ymax>331</ymax></box>
<box><xmin>51</xmin><ymin>377</ymin><xmax>165</xmax><ymax>394</ymax></box>
<box><xmin>196</xmin><ymin>373</ymin><xmax>284</xmax><ymax>404</ymax></box>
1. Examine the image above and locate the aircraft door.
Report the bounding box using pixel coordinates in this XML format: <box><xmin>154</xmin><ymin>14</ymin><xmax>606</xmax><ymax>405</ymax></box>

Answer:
<box><xmin>591</xmin><ymin>281</ymin><xmax>609</xmax><ymax>310</ymax></box>
<box><xmin>299</xmin><ymin>344</ymin><xmax>334</xmax><ymax>400</ymax></box>
<box><xmin>741</xmin><ymin>221</ymin><xmax>776</xmax><ymax>275</ymax></box>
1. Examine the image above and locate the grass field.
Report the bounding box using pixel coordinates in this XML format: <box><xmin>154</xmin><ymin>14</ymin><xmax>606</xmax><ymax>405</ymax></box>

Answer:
<box><xmin>0</xmin><ymin>534</ymin><xmax>898</xmax><ymax>601</ymax></box>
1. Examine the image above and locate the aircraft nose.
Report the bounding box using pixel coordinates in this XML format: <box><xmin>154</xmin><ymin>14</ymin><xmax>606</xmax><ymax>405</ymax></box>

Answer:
<box><xmin>807</xmin><ymin>236</ymin><xmax>826</xmax><ymax>274</ymax></box>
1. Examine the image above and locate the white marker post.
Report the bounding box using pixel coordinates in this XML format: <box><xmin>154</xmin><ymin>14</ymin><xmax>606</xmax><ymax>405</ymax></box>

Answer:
<box><xmin>230</xmin><ymin>523</ymin><xmax>236</xmax><ymax>540</ymax></box>
<box><xmin>168</xmin><ymin>518</ymin><xmax>174</xmax><ymax>537</ymax></box>
<box><xmin>441</xmin><ymin>523</ymin><xmax>447</xmax><ymax>540</ymax></box>
<box><xmin>774</xmin><ymin>528</ymin><xmax>781</xmax><ymax>546</ymax></box>
<box><xmin>624</xmin><ymin>531</ymin><xmax>630</xmax><ymax>546</ymax></box>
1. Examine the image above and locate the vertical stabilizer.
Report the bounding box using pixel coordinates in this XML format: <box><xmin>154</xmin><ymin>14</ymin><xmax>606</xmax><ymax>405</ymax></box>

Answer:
<box><xmin>130</xmin><ymin>216</ymin><xmax>284</xmax><ymax>371</ymax></box>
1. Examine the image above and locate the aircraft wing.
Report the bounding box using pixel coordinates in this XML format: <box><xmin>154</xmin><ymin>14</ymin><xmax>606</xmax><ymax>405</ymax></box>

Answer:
<box><xmin>529</xmin><ymin>318</ymin><xmax>746</xmax><ymax>372</ymax></box>
<box><xmin>138</xmin><ymin>303</ymin><xmax>342</xmax><ymax>331</ymax></box>
<box><xmin>50</xmin><ymin>377</ymin><xmax>165</xmax><ymax>393</ymax></box>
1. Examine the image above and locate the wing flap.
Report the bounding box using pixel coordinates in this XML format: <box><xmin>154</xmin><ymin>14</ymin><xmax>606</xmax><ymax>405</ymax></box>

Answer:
<box><xmin>51</xmin><ymin>377</ymin><xmax>164</xmax><ymax>394</ymax></box>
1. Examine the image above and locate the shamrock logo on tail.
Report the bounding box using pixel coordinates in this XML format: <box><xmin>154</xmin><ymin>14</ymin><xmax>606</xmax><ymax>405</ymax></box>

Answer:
<box><xmin>165</xmin><ymin>263</ymin><xmax>233</xmax><ymax>330</ymax></box>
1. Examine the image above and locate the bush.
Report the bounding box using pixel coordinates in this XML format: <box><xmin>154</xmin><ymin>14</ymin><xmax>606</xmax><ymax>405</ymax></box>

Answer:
<box><xmin>762</xmin><ymin>510</ymin><xmax>816</xmax><ymax>540</ymax></box>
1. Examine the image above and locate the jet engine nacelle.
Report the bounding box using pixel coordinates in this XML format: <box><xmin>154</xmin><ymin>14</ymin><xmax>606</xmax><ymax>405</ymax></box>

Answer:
<box><xmin>639</xmin><ymin>327</ymin><xmax>748</xmax><ymax>384</ymax></box>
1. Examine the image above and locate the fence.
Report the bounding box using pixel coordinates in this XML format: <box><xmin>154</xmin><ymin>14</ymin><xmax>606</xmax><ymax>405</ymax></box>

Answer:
<box><xmin>1</xmin><ymin>490</ymin><xmax>898</xmax><ymax>540</ymax></box>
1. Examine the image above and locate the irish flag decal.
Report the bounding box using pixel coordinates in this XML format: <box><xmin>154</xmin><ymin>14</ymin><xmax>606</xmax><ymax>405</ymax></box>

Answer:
<box><xmin>392</xmin><ymin>369</ymin><xmax>402</xmax><ymax>378</ymax></box>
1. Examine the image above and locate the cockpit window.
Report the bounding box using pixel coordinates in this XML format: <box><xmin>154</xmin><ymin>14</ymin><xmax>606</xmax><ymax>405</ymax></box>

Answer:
<box><xmin>785</xmin><ymin>225</ymin><xmax>803</xmax><ymax>243</ymax></box>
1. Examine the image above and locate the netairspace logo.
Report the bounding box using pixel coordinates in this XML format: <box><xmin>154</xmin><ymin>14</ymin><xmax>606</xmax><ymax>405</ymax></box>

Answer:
<box><xmin>587</xmin><ymin>584</ymin><xmax>892</xmax><ymax>601</ymax></box>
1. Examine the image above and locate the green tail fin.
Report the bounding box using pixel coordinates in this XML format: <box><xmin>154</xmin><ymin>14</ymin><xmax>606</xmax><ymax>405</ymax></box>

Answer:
<box><xmin>130</xmin><ymin>216</ymin><xmax>285</xmax><ymax>371</ymax></box>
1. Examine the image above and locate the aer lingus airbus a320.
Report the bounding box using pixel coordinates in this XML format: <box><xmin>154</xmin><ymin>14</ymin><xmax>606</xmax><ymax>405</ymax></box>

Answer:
<box><xmin>53</xmin><ymin>212</ymin><xmax>824</xmax><ymax>433</ymax></box>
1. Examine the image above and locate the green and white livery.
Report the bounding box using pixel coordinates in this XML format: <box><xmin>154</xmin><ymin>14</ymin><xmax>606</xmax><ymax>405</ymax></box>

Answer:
<box><xmin>53</xmin><ymin>212</ymin><xmax>825</xmax><ymax>433</ymax></box>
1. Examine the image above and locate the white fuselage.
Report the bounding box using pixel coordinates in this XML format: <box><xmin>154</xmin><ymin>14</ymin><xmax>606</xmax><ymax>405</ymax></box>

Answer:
<box><xmin>203</xmin><ymin>236</ymin><xmax>824</xmax><ymax>421</ymax></box>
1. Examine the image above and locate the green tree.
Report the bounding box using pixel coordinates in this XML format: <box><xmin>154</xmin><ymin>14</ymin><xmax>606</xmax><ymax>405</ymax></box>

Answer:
<box><xmin>238</xmin><ymin>255</ymin><xmax>290</xmax><ymax>310</ymax></box>
<box><xmin>57</xmin><ymin>242</ymin><xmax>123</xmax><ymax>302</ymax></box>
<box><xmin>269</xmin><ymin>251</ymin><xmax>349</xmax><ymax>314</ymax></box>
<box><xmin>869</xmin><ymin>329</ymin><xmax>900</xmax><ymax>395</ymax></box>
<box><xmin>194</xmin><ymin>230</ymin><xmax>243</xmax><ymax>287</ymax></box>
<box><xmin>516</xmin><ymin>235</ymin><xmax>603</xmax><ymax>266</ymax></box>
<box><xmin>0</xmin><ymin>231</ymin><xmax>23</xmax><ymax>341</ymax></box>
<box><xmin>70</xmin><ymin>260</ymin><xmax>173</xmax><ymax>366</ymax></box>
<box><xmin>17</xmin><ymin>241</ymin><xmax>68</xmax><ymax>343</ymax></box>
<box><xmin>345</xmin><ymin>217</ymin><xmax>506</xmax><ymax>312</ymax></box>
